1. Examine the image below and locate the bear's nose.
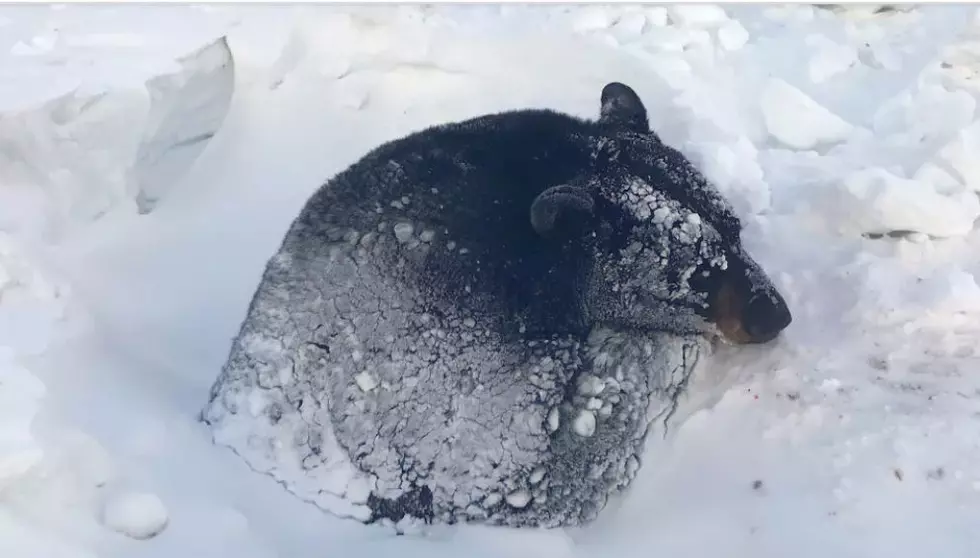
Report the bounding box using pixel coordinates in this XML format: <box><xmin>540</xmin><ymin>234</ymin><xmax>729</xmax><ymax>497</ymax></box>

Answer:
<box><xmin>742</xmin><ymin>294</ymin><xmax>792</xmax><ymax>344</ymax></box>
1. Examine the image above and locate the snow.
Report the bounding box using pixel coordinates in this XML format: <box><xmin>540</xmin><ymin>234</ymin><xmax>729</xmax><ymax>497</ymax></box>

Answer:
<box><xmin>839</xmin><ymin>167</ymin><xmax>980</xmax><ymax>237</ymax></box>
<box><xmin>667</xmin><ymin>5</ymin><xmax>730</xmax><ymax>29</ymax></box>
<box><xmin>806</xmin><ymin>33</ymin><xmax>858</xmax><ymax>83</ymax></box>
<box><xmin>505</xmin><ymin>490</ymin><xmax>532</xmax><ymax>509</ymax></box>
<box><xmin>354</xmin><ymin>371</ymin><xmax>378</xmax><ymax>392</ymax></box>
<box><xmin>2</xmin><ymin>2</ymin><xmax>980</xmax><ymax>557</ymax></box>
<box><xmin>0</xmin><ymin>350</ymin><xmax>45</xmax><ymax>485</ymax></box>
<box><xmin>547</xmin><ymin>407</ymin><xmax>561</xmax><ymax>433</ymax></box>
<box><xmin>760</xmin><ymin>78</ymin><xmax>855</xmax><ymax>149</ymax></box>
<box><xmin>717</xmin><ymin>20</ymin><xmax>750</xmax><ymax>51</ymax></box>
<box><xmin>573</xmin><ymin>410</ymin><xmax>597</xmax><ymax>438</ymax></box>
<box><xmin>101</xmin><ymin>491</ymin><xmax>169</xmax><ymax>540</ymax></box>
<box><xmin>578</xmin><ymin>375</ymin><xmax>606</xmax><ymax>396</ymax></box>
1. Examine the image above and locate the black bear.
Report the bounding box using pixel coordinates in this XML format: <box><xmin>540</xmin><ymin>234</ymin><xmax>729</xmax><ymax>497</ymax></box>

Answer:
<box><xmin>203</xmin><ymin>82</ymin><xmax>792</xmax><ymax>528</ymax></box>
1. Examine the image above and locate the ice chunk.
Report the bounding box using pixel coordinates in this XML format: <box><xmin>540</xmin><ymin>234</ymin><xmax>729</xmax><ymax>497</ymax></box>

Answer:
<box><xmin>695</xmin><ymin>137</ymin><xmax>770</xmax><ymax>215</ymax></box>
<box><xmin>101</xmin><ymin>491</ymin><xmax>169</xmax><ymax>540</ymax></box>
<box><xmin>354</xmin><ymin>371</ymin><xmax>378</xmax><ymax>392</ymax></box>
<box><xmin>573</xmin><ymin>410</ymin><xmax>597</xmax><ymax>437</ymax></box>
<box><xmin>840</xmin><ymin>168</ymin><xmax>980</xmax><ymax>238</ymax></box>
<box><xmin>547</xmin><ymin>407</ymin><xmax>560</xmax><ymax>432</ymax></box>
<box><xmin>875</xmin><ymin>86</ymin><xmax>975</xmax><ymax>141</ymax></box>
<box><xmin>805</xmin><ymin>34</ymin><xmax>857</xmax><ymax>83</ymax></box>
<box><xmin>645</xmin><ymin>7</ymin><xmax>668</xmax><ymax>27</ymax></box>
<box><xmin>578</xmin><ymin>375</ymin><xmax>606</xmax><ymax>396</ymax></box>
<box><xmin>760</xmin><ymin>78</ymin><xmax>854</xmax><ymax>149</ymax></box>
<box><xmin>913</xmin><ymin>163</ymin><xmax>961</xmax><ymax>196</ymax></box>
<box><xmin>571</xmin><ymin>7</ymin><xmax>612</xmax><ymax>32</ymax></box>
<box><xmin>134</xmin><ymin>36</ymin><xmax>235</xmax><ymax>213</ymax></box>
<box><xmin>393</xmin><ymin>222</ymin><xmax>415</xmax><ymax>244</ymax></box>
<box><xmin>717</xmin><ymin>20</ymin><xmax>749</xmax><ymax>51</ymax></box>
<box><xmin>935</xmin><ymin>119</ymin><xmax>980</xmax><ymax>192</ymax></box>
<box><xmin>610</xmin><ymin>12</ymin><xmax>648</xmax><ymax>42</ymax></box>
<box><xmin>667</xmin><ymin>5</ymin><xmax>729</xmax><ymax>28</ymax></box>
<box><xmin>859</xmin><ymin>40</ymin><xmax>902</xmax><ymax>71</ymax></box>
<box><xmin>529</xmin><ymin>467</ymin><xmax>546</xmax><ymax>485</ymax></box>
<box><xmin>505</xmin><ymin>489</ymin><xmax>531</xmax><ymax>508</ymax></box>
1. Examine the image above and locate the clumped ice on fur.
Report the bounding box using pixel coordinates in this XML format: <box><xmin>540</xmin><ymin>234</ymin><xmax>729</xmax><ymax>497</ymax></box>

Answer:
<box><xmin>203</xmin><ymin>82</ymin><xmax>788</xmax><ymax>528</ymax></box>
<box><xmin>207</xmin><ymin>248</ymin><xmax>706</xmax><ymax>526</ymax></box>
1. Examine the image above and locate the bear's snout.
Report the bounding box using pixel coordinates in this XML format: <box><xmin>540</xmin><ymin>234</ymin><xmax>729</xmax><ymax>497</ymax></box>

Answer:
<box><xmin>742</xmin><ymin>292</ymin><xmax>792</xmax><ymax>344</ymax></box>
<box><xmin>712</xmin><ymin>282</ymin><xmax>792</xmax><ymax>345</ymax></box>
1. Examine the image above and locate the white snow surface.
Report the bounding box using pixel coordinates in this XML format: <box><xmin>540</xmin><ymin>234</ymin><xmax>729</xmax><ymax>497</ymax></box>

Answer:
<box><xmin>4</xmin><ymin>3</ymin><xmax>980</xmax><ymax>557</ymax></box>
<box><xmin>100</xmin><ymin>491</ymin><xmax>169</xmax><ymax>540</ymax></box>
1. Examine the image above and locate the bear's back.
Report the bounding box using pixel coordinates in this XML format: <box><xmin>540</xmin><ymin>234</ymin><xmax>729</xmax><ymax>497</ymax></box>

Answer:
<box><xmin>294</xmin><ymin>109</ymin><xmax>599</xmax><ymax>246</ymax></box>
<box><xmin>277</xmin><ymin>109</ymin><xmax>604</xmax><ymax>338</ymax></box>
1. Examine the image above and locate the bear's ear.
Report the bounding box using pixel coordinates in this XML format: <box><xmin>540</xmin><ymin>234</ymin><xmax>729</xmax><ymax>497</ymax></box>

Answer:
<box><xmin>598</xmin><ymin>82</ymin><xmax>650</xmax><ymax>134</ymax></box>
<box><xmin>530</xmin><ymin>184</ymin><xmax>595</xmax><ymax>236</ymax></box>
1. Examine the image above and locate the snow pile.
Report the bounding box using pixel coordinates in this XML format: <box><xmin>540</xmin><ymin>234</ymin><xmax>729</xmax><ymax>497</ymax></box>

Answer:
<box><xmin>839</xmin><ymin>168</ymin><xmax>980</xmax><ymax>238</ymax></box>
<box><xmin>133</xmin><ymin>37</ymin><xmax>235</xmax><ymax>213</ymax></box>
<box><xmin>0</xmin><ymin>5</ymin><xmax>235</xmax><ymax>241</ymax></box>
<box><xmin>1</xmin><ymin>3</ymin><xmax>980</xmax><ymax>558</ymax></box>
<box><xmin>760</xmin><ymin>77</ymin><xmax>855</xmax><ymax>149</ymax></box>
<box><xmin>806</xmin><ymin>33</ymin><xmax>858</xmax><ymax>83</ymax></box>
<box><xmin>101</xmin><ymin>491</ymin><xmax>169</xmax><ymax>540</ymax></box>
<box><xmin>0</xmin><ymin>5</ymin><xmax>235</xmax><ymax>556</ymax></box>
<box><xmin>0</xmin><ymin>231</ymin><xmax>69</xmax><ymax>492</ymax></box>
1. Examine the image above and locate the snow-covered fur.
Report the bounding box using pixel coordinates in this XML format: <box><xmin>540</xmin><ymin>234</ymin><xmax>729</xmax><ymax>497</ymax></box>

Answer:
<box><xmin>202</xmin><ymin>82</ymin><xmax>792</xmax><ymax>528</ymax></box>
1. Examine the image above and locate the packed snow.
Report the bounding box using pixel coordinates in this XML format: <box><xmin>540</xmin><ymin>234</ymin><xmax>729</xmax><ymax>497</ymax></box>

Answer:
<box><xmin>100</xmin><ymin>491</ymin><xmax>169</xmax><ymax>540</ymax></box>
<box><xmin>3</xmin><ymin>3</ymin><xmax>980</xmax><ymax>557</ymax></box>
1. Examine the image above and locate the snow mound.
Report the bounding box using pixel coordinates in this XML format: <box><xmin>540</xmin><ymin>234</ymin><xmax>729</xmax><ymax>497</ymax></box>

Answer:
<box><xmin>0</xmin><ymin>7</ymin><xmax>239</xmax><ymax>555</ymax></box>
<box><xmin>760</xmin><ymin>78</ymin><xmax>855</xmax><ymax>149</ymax></box>
<box><xmin>667</xmin><ymin>5</ymin><xmax>730</xmax><ymax>28</ymax></box>
<box><xmin>101</xmin><ymin>491</ymin><xmax>169</xmax><ymax>540</ymax></box>
<box><xmin>806</xmin><ymin>34</ymin><xmax>858</xmax><ymax>83</ymax></box>
<box><xmin>0</xmin><ymin>26</ymin><xmax>234</xmax><ymax>241</ymax></box>
<box><xmin>839</xmin><ymin>167</ymin><xmax>980</xmax><ymax>238</ymax></box>
<box><xmin>134</xmin><ymin>37</ymin><xmax>236</xmax><ymax>213</ymax></box>
<box><xmin>934</xmin><ymin>119</ymin><xmax>980</xmax><ymax>192</ymax></box>
<box><xmin>0</xmin><ymin>231</ymin><xmax>68</xmax><ymax>493</ymax></box>
<box><xmin>717</xmin><ymin>20</ymin><xmax>749</xmax><ymax>51</ymax></box>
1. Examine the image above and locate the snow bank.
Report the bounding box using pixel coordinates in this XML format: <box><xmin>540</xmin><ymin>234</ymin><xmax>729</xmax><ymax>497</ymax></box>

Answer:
<box><xmin>0</xmin><ymin>231</ymin><xmax>69</xmax><ymax>496</ymax></box>
<box><xmin>133</xmin><ymin>37</ymin><xmax>235</xmax><ymax>213</ymax></box>
<box><xmin>0</xmin><ymin>5</ymin><xmax>235</xmax><ymax>241</ymax></box>
<box><xmin>838</xmin><ymin>167</ymin><xmax>980</xmax><ymax>238</ymax></box>
<box><xmin>0</xmin><ymin>232</ymin><xmax>106</xmax><ymax>557</ymax></box>
<box><xmin>760</xmin><ymin>78</ymin><xmax>854</xmax><ymax>149</ymax></box>
<box><xmin>0</xmin><ymin>5</ymin><xmax>238</xmax><ymax>555</ymax></box>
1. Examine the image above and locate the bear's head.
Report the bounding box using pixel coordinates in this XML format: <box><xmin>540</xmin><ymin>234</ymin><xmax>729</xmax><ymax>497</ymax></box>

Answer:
<box><xmin>530</xmin><ymin>82</ymin><xmax>791</xmax><ymax>345</ymax></box>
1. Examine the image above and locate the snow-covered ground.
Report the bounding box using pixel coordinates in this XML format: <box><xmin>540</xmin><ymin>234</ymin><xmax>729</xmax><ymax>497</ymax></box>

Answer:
<box><xmin>3</xmin><ymin>3</ymin><xmax>980</xmax><ymax>557</ymax></box>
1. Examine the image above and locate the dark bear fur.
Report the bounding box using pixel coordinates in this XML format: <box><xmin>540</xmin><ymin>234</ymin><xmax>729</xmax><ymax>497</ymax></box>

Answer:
<box><xmin>203</xmin><ymin>82</ymin><xmax>792</xmax><ymax>528</ymax></box>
